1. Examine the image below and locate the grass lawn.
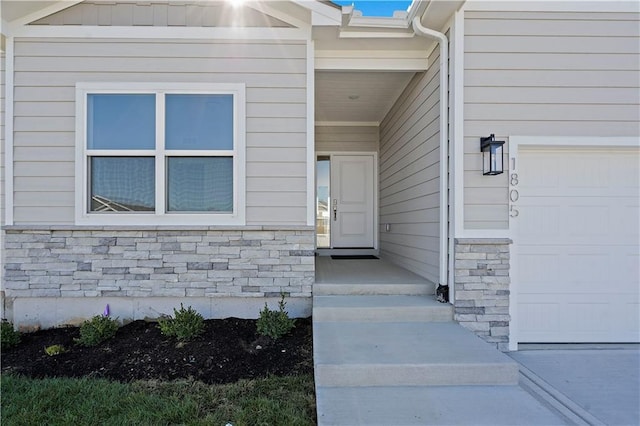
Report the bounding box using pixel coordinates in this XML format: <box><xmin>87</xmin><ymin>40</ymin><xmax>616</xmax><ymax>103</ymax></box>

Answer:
<box><xmin>1</xmin><ymin>373</ymin><xmax>316</xmax><ymax>425</ymax></box>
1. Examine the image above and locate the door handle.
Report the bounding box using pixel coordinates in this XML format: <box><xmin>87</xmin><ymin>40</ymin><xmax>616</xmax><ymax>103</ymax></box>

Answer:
<box><xmin>333</xmin><ymin>199</ymin><xmax>337</xmax><ymax>221</ymax></box>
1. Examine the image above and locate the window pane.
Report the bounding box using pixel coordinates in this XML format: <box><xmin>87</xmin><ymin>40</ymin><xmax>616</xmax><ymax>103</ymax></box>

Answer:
<box><xmin>165</xmin><ymin>94</ymin><xmax>233</xmax><ymax>150</ymax></box>
<box><xmin>316</xmin><ymin>156</ymin><xmax>331</xmax><ymax>248</ymax></box>
<box><xmin>167</xmin><ymin>157</ymin><xmax>233</xmax><ymax>212</ymax></box>
<box><xmin>90</xmin><ymin>157</ymin><xmax>155</xmax><ymax>212</ymax></box>
<box><xmin>87</xmin><ymin>94</ymin><xmax>155</xmax><ymax>150</ymax></box>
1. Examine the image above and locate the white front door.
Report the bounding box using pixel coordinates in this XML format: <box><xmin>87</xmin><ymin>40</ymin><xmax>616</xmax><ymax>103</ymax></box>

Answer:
<box><xmin>330</xmin><ymin>155</ymin><xmax>375</xmax><ymax>248</ymax></box>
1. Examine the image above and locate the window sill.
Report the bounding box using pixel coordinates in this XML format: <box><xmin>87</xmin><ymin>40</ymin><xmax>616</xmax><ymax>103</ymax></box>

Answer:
<box><xmin>74</xmin><ymin>213</ymin><xmax>245</xmax><ymax>227</ymax></box>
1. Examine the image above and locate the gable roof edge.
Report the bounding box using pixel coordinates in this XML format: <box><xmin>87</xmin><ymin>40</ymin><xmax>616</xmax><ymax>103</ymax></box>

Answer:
<box><xmin>3</xmin><ymin>1</ymin><xmax>83</xmax><ymax>35</ymax></box>
<box><xmin>292</xmin><ymin>0</ymin><xmax>341</xmax><ymax>26</ymax></box>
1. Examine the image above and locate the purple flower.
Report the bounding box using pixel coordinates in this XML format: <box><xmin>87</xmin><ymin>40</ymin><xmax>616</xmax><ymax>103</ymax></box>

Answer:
<box><xmin>103</xmin><ymin>304</ymin><xmax>110</xmax><ymax>317</ymax></box>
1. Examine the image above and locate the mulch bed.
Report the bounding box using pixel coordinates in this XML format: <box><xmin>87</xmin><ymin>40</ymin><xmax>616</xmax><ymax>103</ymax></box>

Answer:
<box><xmin>1</xmin><ymin>318</ymin><xmax>313</xmax><ymax>384</ymax></box>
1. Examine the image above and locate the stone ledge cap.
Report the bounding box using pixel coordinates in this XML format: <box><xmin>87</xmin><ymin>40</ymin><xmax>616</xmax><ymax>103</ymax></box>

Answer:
<box><xmin>455</xmin><ymin>238</ymin><xmax>513</xmax><ymax>244</ymax></box>
<box><xmin>3</xmin><ymin>225</ymin><xmax>314</xmax><ymax>232</ymax></box>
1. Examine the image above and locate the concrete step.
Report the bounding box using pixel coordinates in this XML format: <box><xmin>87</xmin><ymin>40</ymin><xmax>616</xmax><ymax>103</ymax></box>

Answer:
<box><xmin>313</xmin><ymin>321</ymin><xmax>519</xmax><ymax>387</ymax></box>
<box><xmin>316</xmin><ymin>385</ymin><xmax>569</xmax><ymax>426</ymax></box>
<box><xmin>314</xmin><ymin>295</ymin><xmax>453</xmax><ymax>322</ymax></box>
<box><xmin>314</xmin><ymin>282</ymin><xmax>430</xmax><ymax>296</ymax></box>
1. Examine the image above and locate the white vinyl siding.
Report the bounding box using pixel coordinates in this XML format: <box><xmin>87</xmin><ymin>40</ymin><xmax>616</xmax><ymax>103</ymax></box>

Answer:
<box><xmin>463</xmin><ymin>9</ymin><xmax>640</xmax><ymax>230</ymax></box>
<box><xmin>32</xmin><ymin>1</ymin><xmax>292</xmax><ymax>28</ymax></box>
<box><xmin>13</xmin><ymin>38</ymin><xmax>307</xmax><ymax>225</ymax></box>
<box><xmin>378</xmin><ymin>47</ymin><xmax>441</xmax><ymax>283</ymax></box>
<box><xmin>315</xmin><ymin>126</ymin><xmax>378</xmax><ymax>153</ymax></box>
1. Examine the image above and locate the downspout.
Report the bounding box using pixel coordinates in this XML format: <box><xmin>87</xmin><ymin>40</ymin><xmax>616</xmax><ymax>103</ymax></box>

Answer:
<box><xmin>412</xmin><ymin>17</ymin><xmax>449</xmax><ymax>296</ymax></box>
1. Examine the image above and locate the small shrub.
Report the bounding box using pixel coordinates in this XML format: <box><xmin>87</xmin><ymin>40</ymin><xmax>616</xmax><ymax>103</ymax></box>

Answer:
<box><xmin>44</xmin><ymin>344</ymin><xmax>66</xmax><ymax>356</ymax></box>
<box><xmin>1</xmin><ymin>320</ymin><xmax>21</xmax><ymax>350</ymax></box>
<box><xmin>257</xmin><ymin>295</ymin><xmax>295</xmax><ymax>340</ymax></box>
<box><xmin>75</xmin><ymin>315</ymin><xmax>119</xmax><ymax>347</ymax></box>
<box><xmin>158</xmin><ymin>304</ymin><xmax>205</xmax><ymax>342</ymax></box>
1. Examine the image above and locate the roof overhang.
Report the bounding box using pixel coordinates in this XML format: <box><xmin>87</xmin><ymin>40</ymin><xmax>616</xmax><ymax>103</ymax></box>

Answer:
<box><xmin>1</xmin><ymin>1</ymin><xmax>83</xmax><ymax>36</ymax></box>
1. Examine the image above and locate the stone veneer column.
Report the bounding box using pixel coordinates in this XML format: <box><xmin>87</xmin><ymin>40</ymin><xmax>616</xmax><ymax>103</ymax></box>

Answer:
<box><xmin>454</xmin><ymin>238</ymin><xmax>511</xmax><ymax>351</ymax></box>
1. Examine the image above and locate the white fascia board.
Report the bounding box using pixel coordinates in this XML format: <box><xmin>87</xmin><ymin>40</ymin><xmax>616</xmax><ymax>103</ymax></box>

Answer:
<box><xmin>311</xmin><ymin>11</ymin><xmax>342</xmax><ymax>26</ymax></box>
<box><xmin>347</xmin><ymin>16</ymin><xmax>409</xmax><ymax>29</ymax></box>
<box><xmin>244</xmin><ymin>2</ymin><xmax>310</xmax><ymax>30</ymax></box>
<box><xmin>338</xmin><ymin>30</ymin><xmax>415</xmax><ymax>39</ymax></box>
<box><xmin>292</xmin><ymin>0</ymin><xmax>342</xmax><ymax>26</ymax></box>
<box><xmin>5</xmin><ymin>1</ymin><xmax>83</xmax><ymax>33</ymax></box>
<box><xmin>9</xmin><ymin>25</ymin><xmax>311</xmax><ymax>40</ymax></box>
<box><xmin>463</xmin><ymin>0</ymin><xmax>640</xmax><ymax>13</ymax></box>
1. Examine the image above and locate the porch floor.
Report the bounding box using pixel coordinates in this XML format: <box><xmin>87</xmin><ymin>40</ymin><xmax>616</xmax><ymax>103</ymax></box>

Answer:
<box><xmin>315</xmin><ymin>256</ymin><xmax>429</xmax><ymax>285</ymax></box>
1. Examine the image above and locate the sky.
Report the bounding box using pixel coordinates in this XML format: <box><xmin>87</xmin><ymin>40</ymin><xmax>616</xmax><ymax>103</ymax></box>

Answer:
<box><xmin>332</xmin><ymin>1</ymin><xmax>413</xmax><ymax>17</ymax></box>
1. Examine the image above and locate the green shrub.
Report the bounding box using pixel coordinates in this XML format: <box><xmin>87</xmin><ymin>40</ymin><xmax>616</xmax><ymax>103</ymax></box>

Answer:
<box><xmin>44</xmin><ymin>344</ymin><xmax>66</xmax><ymax>356</ymax></box>
<box><xmin>257</xmin><ymin>295</ymin><xmax>295</xmax><ymax>340</ymax></box>
<box><xmin>158</xmin><ymin>304</ymin><xmax>205</xmax><ymax>342</ymax></box>
<box><xmin>1</xmin><ymin>320</ymin><xmax>21</xmax><ymax>350</ymax></box>
<box><xmin>75</xmin><ymin>315</ymin><xmax>119</xmax><ymax>347</ymax></box>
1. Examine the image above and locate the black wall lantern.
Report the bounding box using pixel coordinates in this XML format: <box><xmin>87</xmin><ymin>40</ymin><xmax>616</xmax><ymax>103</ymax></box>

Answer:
<box><xmin>480</xmin><ymin>134</ymin><xmax>505</xmax><ymax>175</ymax></box>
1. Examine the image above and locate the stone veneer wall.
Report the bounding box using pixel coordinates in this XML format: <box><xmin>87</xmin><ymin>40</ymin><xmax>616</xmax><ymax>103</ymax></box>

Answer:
<box><xmin>3</xmin><ymin>226</ymin><xmax>314</xmax><ymax>325</ymax></box>
<box><xmin>454</xmin><ymin>238</ymin><xmax>511</xmax><ymax>351</ymax></box>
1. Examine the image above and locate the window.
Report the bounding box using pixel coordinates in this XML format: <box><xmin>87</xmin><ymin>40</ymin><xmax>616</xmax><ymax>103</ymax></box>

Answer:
<box><xmin>76</xmin><ymin>83</ymin><xmax>245</xmax><ymax>225</ymax></box>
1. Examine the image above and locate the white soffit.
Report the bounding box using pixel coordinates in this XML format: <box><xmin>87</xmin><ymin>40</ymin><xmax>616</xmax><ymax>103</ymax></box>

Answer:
<box><xmin>315</xmin><ymin>70</ymin><xmax>416</xmax><ymax>123</ymax></box>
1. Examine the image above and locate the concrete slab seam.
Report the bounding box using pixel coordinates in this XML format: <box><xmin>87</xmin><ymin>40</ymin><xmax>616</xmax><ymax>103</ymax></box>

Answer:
<box><xmin>517</xmin><ymin>364</ymin><xmax>606</xmax><ymax>426</ymax></box>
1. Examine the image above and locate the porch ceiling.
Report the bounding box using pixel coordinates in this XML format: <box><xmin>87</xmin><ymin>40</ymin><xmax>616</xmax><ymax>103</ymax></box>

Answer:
<box><xmin>315</xmin><ymin>70</ymin><xmax>416</xmax><ymax>124</ymax></box>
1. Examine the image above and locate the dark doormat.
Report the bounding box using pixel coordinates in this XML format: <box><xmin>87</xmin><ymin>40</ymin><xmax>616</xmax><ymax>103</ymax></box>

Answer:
<box><xmin>330</xmin><ymin>255</ymin><xmax>379</xmax><ymax>260</ymax></box>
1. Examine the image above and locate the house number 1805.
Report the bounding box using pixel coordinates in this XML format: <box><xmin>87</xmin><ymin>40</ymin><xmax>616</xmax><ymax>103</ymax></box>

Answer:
<box><xmin>509</xmin><ymin>172</ymin><xmax>519</xmax><ymax>217</ymax></box>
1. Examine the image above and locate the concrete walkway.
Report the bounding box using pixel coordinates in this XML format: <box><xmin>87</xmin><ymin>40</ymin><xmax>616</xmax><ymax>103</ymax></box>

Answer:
<box><xmin>313</xmin><ymin>258</ymin><xmax>638</xmax><ymax>425</ymax></box>
<box><xmin>510</xmin><ymin>345</ymin><xmax>640</xmax><ymax>426</ymax></box>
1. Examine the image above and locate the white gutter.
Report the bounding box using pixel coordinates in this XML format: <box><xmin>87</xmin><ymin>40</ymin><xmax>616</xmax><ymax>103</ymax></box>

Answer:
<box><xmin>412</xmin><ymin>17</ymin><xmax>449</xmax><ymax>289</ymax></box>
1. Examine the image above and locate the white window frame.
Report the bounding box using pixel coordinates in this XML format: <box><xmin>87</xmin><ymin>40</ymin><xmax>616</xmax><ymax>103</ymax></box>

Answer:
<box><xmin>75</xmin><ymin>82</ymin><xmax>246</xmax><ymax>226</ymax></box>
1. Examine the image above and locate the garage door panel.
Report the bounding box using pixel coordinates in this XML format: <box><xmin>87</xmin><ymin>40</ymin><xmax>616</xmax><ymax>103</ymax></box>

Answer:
<box><xmin>519</xmin><ymin>252</ymin><xmax>562</xmax><ymax>292</ymax></box>
<box><xmin>516</xmin><ymin>147</ymin><xmax>640</xmax><ymax>343</ymax></box>
<box><xmin>519</xmin><ymin>294</ymin><xmax>639</xmax><ymax>342</ymax></box>
<box><xmin>520</xmin><ymin>252</ymin><xmax>609</xmax><ymax>293</ymax></box>
<box><xmin>519</xmin><ymin>301</ymin><xmax>561</xmax><ymax>340</ymax></box>
<box><xmin>612</xmin><ymin>154</ymin><xmax>640</xmax><ymax>187</ymax></box>
<box><xmin>518</xmin><ymin>205</ymin><xmax>561</xmax><ymax>239</ymax></box>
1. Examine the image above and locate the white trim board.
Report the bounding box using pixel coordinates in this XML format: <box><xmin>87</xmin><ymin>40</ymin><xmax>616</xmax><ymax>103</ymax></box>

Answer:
<box><xmin>306</xmin><ymin>39</ymin><xmax>316</xmax><ymax>226</ymax></box>
<box><xmin>449</xmin><ymin>9</ymin><xmax>465</xmax><ymax>299</ymax></box>
<box><xmin>315</xmin><ymin>121</ymin><xmax>380</xmax><ymax>127</ymax></box>
<box><xmin>3</xmin><ymin>37</ymin><xmax>13</xmax><ymax>226</ymax></box>
<box><xmin>74</xmin><ymin>82</ymin><xmax>246</xmax><ymax>227</ymax></box>
<box><xmin>315</xmin><ymin>151</ymin><xmax>379</xmax><ymax>251</ymax></box>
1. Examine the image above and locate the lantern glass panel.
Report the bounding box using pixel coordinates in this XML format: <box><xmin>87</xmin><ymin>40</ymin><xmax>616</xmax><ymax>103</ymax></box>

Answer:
<box><xmin>481</xmin><ymin>139</ymin><xmax>505</xmax><ymax>175</ymax></box>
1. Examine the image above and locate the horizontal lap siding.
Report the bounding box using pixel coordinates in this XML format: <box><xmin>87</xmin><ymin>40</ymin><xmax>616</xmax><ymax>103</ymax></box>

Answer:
<box><xmin>378</xmin><ymin>47</ymin><xmax>441</xmax><ymax>283</ymax></box>
<box><xmin>315</xmin><ymin>126</ymin><xmax>378</xmax><ymax>152</ymax></box>
<box><xmin>464</xmin><ymin>9</ymin><xmax>640</xmax><ymax>230</ymax></box>
<box><xmin>13</xmin><ymin>38</ymin><xmax>307</xmax><ymax>225</ymax></box>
